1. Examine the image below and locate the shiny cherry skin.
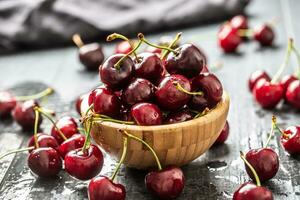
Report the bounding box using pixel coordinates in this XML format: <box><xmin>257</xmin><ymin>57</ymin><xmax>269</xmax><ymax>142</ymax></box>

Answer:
<box><xmin>233</xmin><ymin>182</ymin><xmax>274</xmax><ymax>200</ymax></box>
<box><xmin>75</xmin><ymin>93</ymin><xmax>89</xmax><ymax>115</ymax></box>
<box><xmin>65</xmin><ymin>145</ymin><xmax>104</xmax><ymax>180</ymax></box>
<box><xmin>51</xmin><ymin>116</ymin><xmax>79</xmax><ymax>144</ymax></box>
<box><xmin>248</xmin><ymin>70</ymin><xmax>271</xmax><ymax>91</ymax></box>
<box><xmin>134</xmin><ymin>52</ymin><xmax>165</xmax><ymax>83</ymax></box>
<box><xmin>115</xmin><ymin>41</ymin><xmax>132</xmax><ymax>54</ymax></box>
<box><xmin>12</xmin><ymin>100</ymin><xmax>42</xmax><ymax>130</ymax></box>
<box><xmin>218</xmin><ymin>23</ymin><xmax>241</xmax><ymax>53</ymax></box>
<box><xmin>214</xmin><ymin>121</ymin><xmax>229</xmax><ymax>145</ymax></box>
<box><xmin>165</xmin><ymin>44</ymin><xmax>206</xmax><ymax>78</ymax></box>
<box><xmin>28</xmin><ymin>147</ymin><xmax>62</xmax><ymax>177</ymax></box>
<box><xmin>88</xmin><ymin>176</ymin><xmax>126</xmax><ymax>200</ymax></box>
<box><xmin>131</xmin><ymin>103</ymin><xmax>162</xmax><ymax>125</ymax></box>
<box><xmin>145</xmin><ymin>166</ymin><xmax>185</xmax><ymax>200</ymax></box>
<box><xmin>155</xmin><ymin>74</ymin><xmax>191</xmax><ymax>110</ymax></box>
<box><xmin>286</xmin><ymin>80</ymin><xmax>300</xmax><ymax>109</ymax></box>
<box><xmin>230</xmin><ymin>15</ymin><xmax>248</xmax><ymax>30</ymax></box>
<box><xmin>121</xmin><ymin>78</ymin><xmax>156</xmax><ymax>106</ymax></box>
<box><xmin>28</xmin><ymin>133</ymin><xmax>59</xmax><ymax>152</ymax></box>
<box><xmin>252</xmin><ymin>79</ymin><xmax>283</xmax><ymax>109</ymax></box>
<box><xmin>90</xmin><ymin>87</ymin><xmax>121</xmax><ymax>117</ymax></box>
<box><xmin>79</xmin><ymin>43</ymin><xmax>104</xmax><ymax>71</ymax></box>
<box><xmin>280</xmin><ymin>75</ymin><xmax>298</xmax><ymax>93</ymax></box>
<box><xmin>58</xmin><ymin>134</ymin><xmax>85</xmax><ymax>158</ymax></box>
<box><xmin>99</xmin><ymin>54</ymin><xmax>135</xmax><ymax>89</ymax></box>
<box><xmin>0</xmin><ymin>91</ymin><xmax>16</xmax><ymax>118</ymax></box>
<box><xmin>244</xmin><ymin>148</ymin><xmax>279</xmax><ymax>182</ymax></box>
<box><xmin>281</xmin><ymin>126</ymin><xmax>300</xmax><ymax>155</ymax></box>
<box><xmin>254</xmin><ymin>24</ymin><xmax>275</xmax><ymax>46</ymax></box>
<box><xmin>164</xmin><ymin>110</ymin><xmax>193</xmax><ymax>124</ymax></box>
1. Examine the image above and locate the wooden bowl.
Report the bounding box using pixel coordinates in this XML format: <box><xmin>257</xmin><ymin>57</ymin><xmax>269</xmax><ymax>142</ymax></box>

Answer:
<box><xmin>81</xmin><ymin>92</ymin><xmax>230</xmax><ymax>169</ymax></box>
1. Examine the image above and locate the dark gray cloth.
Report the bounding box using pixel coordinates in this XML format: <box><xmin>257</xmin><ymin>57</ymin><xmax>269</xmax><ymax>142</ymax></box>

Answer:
<box><xmin>0</xmin><ymin>0</ymin><xmax>249</xmax><ymax>52</ymax></box>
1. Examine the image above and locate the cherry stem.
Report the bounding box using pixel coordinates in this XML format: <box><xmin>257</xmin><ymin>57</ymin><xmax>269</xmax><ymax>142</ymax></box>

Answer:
<box><xmin>291</xmin><ymin>44</ymin><xmax>300</xmax><ymax>79</ymax></box>
<box><xmin>193</xmin><ymin>108</ymin><xmax>210</xmax><ymax>119</ymax></box>
<box><xmin>120</xmin><ymin>130</ymin><xmax>162</xmax><ymax>170</ymax></box>
<box><xmin>161</xmin><ymin>32</ymin><xmax>182</xmax><ymax>60</ymax></box>
<box><xmin>173</xmin><ymin>82</ymin><xmax>203</xmax><ymax>96</ymax></box>
<box><xmin>271</xmin><ymin>38</ymin><xmax>293</xmax><ymax>84</ymax></box>
<box><xmin>0</xmin><ymin>146</ymin><xmax>34</xmax><ymax>160</ymax></box>
<box><xmin>264</xmin><ymin>116</ymin><xmax>276</xmax><ymax>148</ymax></box>
<box><xmin>237</xmin><ymin>29</ymin><xmax>253</xmax><ymax>38</ymax></box>
<box><xmin>138</xmin><ymin>33</ymin><xmax>179</xmax><ymax>55</ymax></box>
<box><xmin>82</xmin><ymin>118</ymin><xmax>93</xmax><ymax>154</ymax></box>
<box><xmin>240</xmin><ymin>151</ymin><xmax>261</xmax><ymax>186</ymax></box>
<box><xmin>15</xmin><ymin>88</ymin><xmax>54</xmax><ymax>101</ymax></box>
<box><xmin>33</xmin><ymin>110</ymin><xmax>40</xmax><ymax>148</ymax></box>
<box><xmin>110</xmin><ymin>136</ymin><xmax>128</xmax><ymax>182</ymax></box>
<box><xmin>271</xmin><ymin>116</ymin><xmax>290</xmax><ymax>139</ymax></box>
<box><xmin>72</xmin><ymin>34</ymin><xmax>84</xmax><ymax>48</ymax></box>
<box><xmin>34</xmin><ymin>107</ymin><xmax>67</xmax><ymax>141</ymax></box>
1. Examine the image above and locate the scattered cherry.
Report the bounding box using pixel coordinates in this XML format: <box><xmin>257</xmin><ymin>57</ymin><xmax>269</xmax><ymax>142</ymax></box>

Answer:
<box><xmin>281</xmin><ymin>125</ymin><xmax>300</xmax><ymax>155</ymax></box>
<box><xmin>28</xmin><ymin>133</ymin><xmax>59</xmax><ymax>152</ymax></box>
<box><xmin>131</xmin><ymin>102</ymin><xmax>162</xmax><ymax>125</ymax></box>
<box><xmin>78</xmin><ymin>43</ymin><xmax>104</xmax><ymax>71</ymax></box>
<box><xmin>233</xmin><ymin>182</ymin><xmax>274</xmax><ymax>200</ymax></box>
<box><xmin>248</xmin><ymin>70</ymin><xmax>271</xmax><ymax>91</ymax></box>
<box><xmin>164</xmin><ymin>110</ymin><xmax>193</xmax><ymax>124</ymax></box>
<box><xmin>254</xmin><ymin>24</ymin><xmax>275</xmax><ymax>46</ymax></box>
<box><xmin>213</xmin><ymin>120</ymin><xmax>229</xmax><ymax>145</ymax></box>
<box><xmin>230</xmin><ymin>15</ymin><xmax>248</xmax><ymax>30</ymax></box>
<box><xmin>58</xmin><ymin>134</ymin><xmax>85</xmax><ymax>158</ymax></box>
<box><xmin>0</xmin><ymin>91</ymin><xmax>16</xmax><ymax>118</ymax></box>
<box><xmin>286</xmin><ymin>80</ymin><xmax>300</xmax><ymax>109</ymax></box>
<box><xmin>51</xmin><ymin>116</ymin><xmax>79</xmax><ymax>144</ymax></box>
<box><xmin>218</xmin><ymin>23</ymin><xmax>241</xmax><ymax>53</ymax></box>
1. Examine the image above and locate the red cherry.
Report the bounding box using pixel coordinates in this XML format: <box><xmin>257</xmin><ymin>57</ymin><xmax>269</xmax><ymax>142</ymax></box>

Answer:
<box><xmin>131</xmin><ymin>103</ymin><xmax>162</xmax><ymax>125</ymax></box>
<box><xmin>75</xmin><ymin>94</ymin><xmax>89</xmax><ymax>115</ymax></box>
<box><xmin>230</xmin><ymin>15</ymin><xmax>248</xmax><ymax>30</ymax></box>
<box><xmin>281</xmin><ymin>126</ymin><xmax>300</xmax><ymax>155</ymax></box>
<box><xmin>218</xmin><ymin>23</ymin><xmax>241</xmax><ymax>53</ymax></box>
<box><xmin>79</xmin><ymin>43</ymin><xmax>104</xmax><ymax>71</ymax></box>
<box><xmin>115</xmin><ymin>41</ymin><xmax>132</xmax><ymax>54</ymax></box>
<box><xmin>164</xmin><ymin>110</ymin><xmax>193</xmax><ymax>124</ymax></box>
<box><xmin>145</xmin><ymin>166</ymin><xmax>185</xmax><ymax>199</ymax></box>
<box><xmin>248</xmin><ymin>70</ymin><xmax>271</xmax><ymax>91</ymax></box>
<box><xmin>252</xmin><ymin>79</ymin><xmax>283</xmax><ymax>108</ymax></box>
<box><xmin>12</xmin><ymin>100</ymin><xmax>42</xmax><ymax>130</ymax></box>
<box><xmin>88</xmin><ymin>176</ymin><xmax>126</xmax><ymax>200</ymax></box>
<box><xmin>286</xmin><ymin>80</ymin><xmax>300</xmax><ymax>109</ymax></box>
<box><xmin>254</xmin><ymin>24</ymin><xmax>275</xmax><ymax>46</ymax></box>
<box><xmin>233</xmin><ymin>182</ymin><xmax>274</xmax><ymax>200</ymax></box>
<box><xmin>28</xmin><ymin>133</ymin><xmax>59</xmax><ymax>152</ymax></box>
<box><xmin>65</xmin><ymin>145</ymin><xmax>104</xmax><ymax>180</ymax></box>
<box><xmin>0</xmin><ymin>91</ymin><xmax>16</xmax><ymax>118</ymax></box>
<box><xmin>213</xmin><ymin>121</ymin><xmax>229</xmax><ymax>145</ymax></box>
<box><xmin>280</xmin><ymin>75</ymin><xmax>298</xmax><ymax>94</ymax></box>
<box><xmin>28</xmin><ymin>147</ymin><xmax>62</xmax><ymax>177</ymax></box>
<box><xmin>51</xmin><ymin>116</ymin><xmax>78</xmax><ymax>144</ymax></box>
<box><xmin>58</xmin><ymin>134</ymin><xmax>85</xmax><ymax>158</ymax></box>
<box><xmin>201</xmin><ymin>65</ymin><xmax>210</xmax><ymax>73</ymax></box>
<box><xmin>146</xmin><ymin>46</ymin><xmax>162</xmax><ymax>55</ymax></box>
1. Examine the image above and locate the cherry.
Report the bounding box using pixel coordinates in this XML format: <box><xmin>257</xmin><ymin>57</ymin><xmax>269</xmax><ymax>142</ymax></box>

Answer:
<box><xmin>75</xmin><ymin>93</ymin><xmax>88</xmax><ymax>115</ymax></box>
<box><xmin>213</xmin><ymin>120</ymin><xmax>229</xmax><ymax>145</ymax></box>
<box><xmin>230</xmin><ymin>15</ymin><xmax>248</xmax><ymax>30</ymax></box>
<box><xmin>12</xmin><ymin>100</ymin><xmax>42</xmax><ymax>130</ymax></box>
<box><xmin>0</xmin><ymin>91</ymin><xmax>16</xmax><ymax>118</ymax></box>
<box><xmin>115</xmin><ymin>41</ymin><xmax>133</xmax><ymax>54</ymax></box>
<box><xmin>65</xmin><ymin>144</ymin><xmax>103</xmax><ymax>180</ymax></box>
<box><xmin>121</xmin><ymin>78</ymin><xmax>156</xmax><ymax>106</ymax></box>
<box><xmin>254</xmin><ymin>24</ymin><xmax>275</xmax><ymax>46</ymax></box>
<box><xmin>28</xmin><ymin>147</ymin><xmax>62</xmax><ymax>177</ymax></box>
<box><xmin>248</xmin><ymin>70</ymin><xmax>271</xmax><ymax>91</ymax></box>
<box><xmin>146</xmin><ymin>46</ymin><xmax>162</xmax><ymax>55</ymax></box>
<box><xmin>134</xmin><ymin>52</ymin><xmax>165</xmax><ymax>83</ymax></box>
<box><xmin>28</xmin><ymin>133</ymin><xmax>59</xmax><ymax>152</ymax></box>
<box><xmin>155</xmin><ymin>74</ymin><xmax>191</xmax><ymax>110</ymax></box>
<box><xmin>233</xmin><ymin>182</ymin><xmax>274</xmax><ymax>200</ymax></box>
<box><xmin>281</xmin><ymin>126</ymin><xmax>300</xmax><ymax>155</ymax></box>
<box><xmin>201</xmin><ymin>65</ymin><xmax>210</xmax><ymax>73</ymax></box>
<box><xmin>286</xmin><ymin>80</ymin><xmax>300</xmax><ymax>109</ymax></box>
<box><xmin>164</xmin><ymin>110</ymin><xmax>193</xmax><ymax>124</ymax></box>
<box><xmin>51</xmin><ymin>116</ymin><xmax>79</xmax><ymax>144</ymax></box>
<box><xmin>218</xmin><ymin>23</ymin><xmax>241</xmax><ymax>53</ymax></box>
<box><xmin>145</xmin><ymin>166</ymin><xmax>185</xmax><ymax>200</ymax></box>
<box><xmin>88</xmin><ymin>176</ymin><xmax>126</xmax><ymax>200</ymax></box>
<box><xmin>280</xmin><ymin>74</ymin><xmax>298</xmax><ymax>94</ymax></box>
<box><xmin>99</xmin><ymin>54</ymin><xmax>135</xmax><ymax>89</ymax></box>
<box><xmin>131</xmin><ymin>102</ymin><xmax>162</xmax><ymax>125</ymax></box>
<box><xmin>58</xmin><ymin>134</ymin><xmax>85</xmax><ymax>158</ymax></box>
<box><xmin>165</xmin><ymin>44</ymin><xmax>206</xmax><ymax>78</ymax></box>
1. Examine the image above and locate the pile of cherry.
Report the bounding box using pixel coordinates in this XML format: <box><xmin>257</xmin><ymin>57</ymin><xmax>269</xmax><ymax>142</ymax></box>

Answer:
<box><xmin>249</xmin><ymin>39</ymin><xmax>300</xmax><ymax>109</ymax></box>
<box><xmin>218</xmin><ymin>15</ymin><xmax>275</xmax><ymax>53</ymax></box>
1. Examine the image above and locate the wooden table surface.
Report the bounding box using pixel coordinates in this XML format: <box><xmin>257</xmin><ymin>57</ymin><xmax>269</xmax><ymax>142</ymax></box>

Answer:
<box><xmin>1</xmin><ymin>0</ymin><xmax>300</xmax><ymax>199</ymax></box>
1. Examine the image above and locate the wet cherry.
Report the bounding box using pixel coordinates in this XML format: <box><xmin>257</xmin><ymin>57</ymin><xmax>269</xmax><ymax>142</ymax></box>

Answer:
<box><xmin>131</xmin><ymin>103</ymin><xmax>162</xmax><ymax>125</ymax></box>
<box><xmin>28</xmin><ymin>133</ymin><xmax>59</xmax><ymax>152</ymax></box>
<box><xmin>0</xmin><ymin>91</ymin><xmax>16</xmax><ymax>118</ymax></box>
<box><xmin>164</xmin><ymin>110</ymin><xmax>193</xmax><ymax>124</ymax></box>
<box><xmin>213</xmin><ymin>120</ymin><xmax>229</xmax><ymax>145</ymax></box>
<box><xmin>254</xmin><ymin>24</ymin><xmax>275</xmax><ymax>46</ymax></box>
<box><xmin>281</xmin><ymin>126</ymin><xmax>300</xmax><ymax>155</ymax></box>
<box><xmin>51</xmin><ymin>116</ymin><xmax>79</xmax><ymax>144</ymax></box>
<box><xmin>233</xmin><ymin>182</ymin><xmax>274</xmax><ymax>200</ymax></box>
<box><xmin>286</xmin><ymin>80</ymin><xmax>300</xmax><ymax>109</ymax></box>
<box><xmin>218</xmin><ymin>23</ymin><xmax>241</xmax><ymax>53</ymax></box>
<box><xmin>58</xmin><ymin>134</ymin><xmax>85</xmax><ymax>158</ymax></box>
<box><xmin>79</xmin><ymin>43</ymin><xmax>104</xmax><ymax>71</ymax></box>
<box><xmin>248</xmin><ymin>70</ymin><xmax>271</xmax><ymax>91</ymax></box>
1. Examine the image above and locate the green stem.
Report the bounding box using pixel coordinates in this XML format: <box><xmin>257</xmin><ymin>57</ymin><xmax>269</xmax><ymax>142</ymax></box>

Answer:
<box><xmin>15</xmin><ymin>88</ymin><xmax>54</xmax><ymax>101</ymax></box>
<box><xmin>82</xmin><ymin>118</ymin><xmax>93</xmax><ymax>153</ymax></box>
<box><xmin>121</xmin><ymin>130</ymin><xmax>162</xmax><ymax>170</ymax></box>
<box><xmin>111</xmin><ymin>136</ymin><xmax>128</xmax><ymax>182</ymax></box>
<box><xmin>291</xmin><ymin>44</ymin><xmax>300</xmax><ymax>79</ymax></box>
<box><xmin>0</xmin><ymin>147</ymin><xmax>34</xmax><ymax>160</ymax></box>
<box><xmin>271</xmin><ymin>116</ymin><xmax>290</xmax><ymax>139</ymax></box>
<box><xmin>193</xmin><ymin>108</ymin><xmax>210</xmax><ymax>119</ymax></box>
<box><xmin>173</xmin><ymin>82</ymin><xmax>203</xmax><ymax>96</ymax></box>
<box><xmin>161</xmin><ymin>32</ymin><xmax>182</xmax><ymax>60</ymax></box>
<box><xmin>237</xmin><ymin>29</ymin><xmax>253</xmax><ymax>38</ymax></box>
<box><xmin>33</xmin><ymin>110</ymin><xmax>40</xmax><ymax>148</ymax></box>
<box><xmin>93</xmin><ymin>117</ymin><xmax>135</xmax><ymax>125</ymax></box>
<box><xmin>240</xmin><ymin>151</ymin><xmax>261</xmax><ymax>186</ymax></box>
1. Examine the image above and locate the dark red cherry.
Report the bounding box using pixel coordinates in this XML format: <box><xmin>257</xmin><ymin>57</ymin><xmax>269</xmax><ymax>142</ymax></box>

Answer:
<box><xmin>281</xmin><ymin>126</ymin><xmax>300</xmax><ymax>155</ymax></box>
<box><xmin>0</xmin><ymin>91</ymin><xmax>16</xmax><ymax>118</ymax></box>
<box><xmin>233</xmin><ymin>182</ymin><xmax>274</xmax><ymax>200</ymax></box>
<box><xmin>230</xmin><ymin>15</ymin><xmax>248</xmax><ymax>30</ymax></box>
<box><xmin>164</xmin><ymin>110</ymin><xmax>193</xmax><ymax>124</ymax></box>
<box><xmin>12</xmin><ymin>100</ymin><xmax>42</xmax><ymax>130</ymax></box>
<box><xmin>120</xmin><ymin>106</ymin><xmax>133</xmax><ymax>121</ymax></box>
<box><xmin>218</xmin><ymin>23</ymin><xmax>241</xmax><ymax>53</ymax></box>
<box><xmin>280</xmin><ymin>75</ymin><xmax>298</xmax><ymax>94</ymax></box>
<box><xmin>88</xmin><ymin>176</ymin><xmax>126</xmax><ymax>200</ymax></box>
<box><xmin>252</xmin><ymin>79</ymin><xmax>283</xmax><ymax>108</ymax></box>
<box><xmin>286</xmin><ymin>80</ymin><xmax>300</xmax><ymax>109</ymax></box>
<box><xmin>65</xmin><ymin>145</ymin><xmax>104</xmax><ymax>180</ymax></box>
<box><xmin>75</xmin><ymin>94</ymin><xmax>88</xmax><ymax>115</ymax></box>
<box><xmin>244</xmin><ymin>148</ymin><xmax>279</xmax><ymax>182</ymax></box>
<box><xmin>254</xmin><ymin>24</ymin><xmax>275</xmax><ymax>46</ymax></box>
<box><xmin>213</xmin><ymin>121</ymin><xmax>229</xmax><ymax>145</ymax></box>
<box><xmin>115</xmin><ymin>41</ymin><xmax>132</xmax><ymax>54</ymax></box>
<box><xmin>155</xmin><ymin>74</ymin><xmax>191</xmax><ymax>110</ymax></box>
<box><xmin>28</xmin><ymin>147</ymin><xmax>62</xmax><ymax>177</ymax></box>
<box><xmin>201</xmin><ymin>65</ymin><xmax>210</xmax><ymax>73</ymax></box>
<box><xmin>121</xmin><ymin>78</ymin><xmax>156</xmax><ymax>106</ymax></box>
<box><xmin>248</xmin><ymin>70</ymin><xmax>271</xmax><ymax>91</ymax></box>
<box><xmin>91</xmin><ymin>87</ymin><xmax>121</xmax><ymax>117</ymax></box>
<box><xmin>165</xmin><ymin>44</ymin><xmax>206</xmax><ymax>78</ymax></box>
<box><xmin>145</xmin><ymin>166</ymin><xmax>185</xmax><ymax>200</ymax></box>
<box><xmin>131</xmin><ymin>103</ymin><xmax>162</xmax><ymax>125</ymax></box>
<box><xmin>134</xmin><ymin>52</ymin><xmax>165</xmax><ymax>83</ymax></box>
<box><xmin>79</xmin><ymin>43</ymin><xmax>104</xmax><ymax>71</ymax></box>
<box><xmin>99</xmin><ymin>54</ymin><xmax>135</xmax><ymax>89</ymax></box>
<box><xmin>58</xmin><ymin>134</ymin><xmax>85</xmax><ymax>158</ymax></box>
<box><xmin>51</xmin><ymin>116</ymin><xmax>78</xmax><ymax>144</ymax></box>
<box><xmin>28</xmin><ymin>133</ymin><xmax>59</xmax><ymax>152</ymax></box>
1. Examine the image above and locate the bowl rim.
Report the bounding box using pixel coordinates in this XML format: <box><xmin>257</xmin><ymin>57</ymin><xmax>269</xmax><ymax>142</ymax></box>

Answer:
<box><xmin>81</xmin><ymin>91</ymin><xmax>230</xmax><ymax>131</ymax></box>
